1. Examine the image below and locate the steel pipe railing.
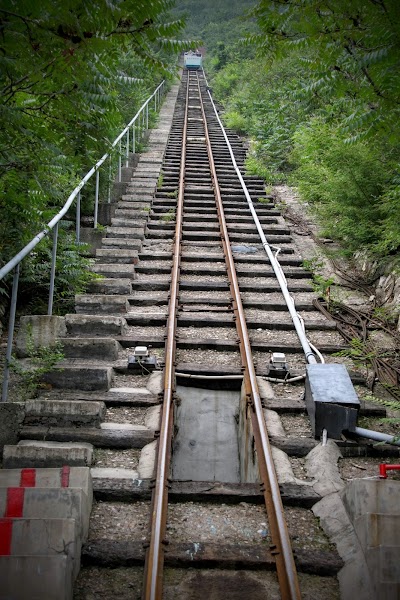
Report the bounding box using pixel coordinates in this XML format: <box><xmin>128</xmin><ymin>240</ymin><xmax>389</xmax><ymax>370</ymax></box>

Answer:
<box><xmin>0</xmin><ymin>80</ymin><xmax>166</xmax><ymax>402</ymax></box>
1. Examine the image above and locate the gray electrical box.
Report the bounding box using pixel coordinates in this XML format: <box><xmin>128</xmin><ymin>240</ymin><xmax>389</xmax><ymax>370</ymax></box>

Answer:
<box><xmin>305</xmin><ymin>364</ymin><xmax>360</xmax><ymax>440</ymax></box>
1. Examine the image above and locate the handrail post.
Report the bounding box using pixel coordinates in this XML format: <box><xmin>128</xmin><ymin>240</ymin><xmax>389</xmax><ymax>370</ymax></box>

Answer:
<box><xmin>146</xmin><ymin>103</ymin><xmax>149</xmax><ymax>129</ymax></box>
<box><xmin>126</xmin><ymin>129</ymin><xmax>129</xmax><ymax>168</ymax></box>
<box><xmin>132</xmin><ymin>124</ymin><xmax>136</xmax><ymax>154</ymax></box>
<box><xmin>118</xmin><ymin>140</ymin><xmax>122</xmax><ymax>182</ymax></box>
<box><xmin>94</xmin><ymin>169</ymin><xmax>99</xmax><ymax>228</ymax></box>
<box><xmin>108</xmin><ymin>156</ymin><xmax>112</xmax><ymax>204</ymax></box>
<box><xmin>48</xmin><ymin>222</ymin><xmax>59</xmax><ymax>316</ymax></box>
<box><xmin>76</xmin><ymin>191</ymin><xmax>81</xmax><ymax>244</ymax></box>
<box><xmin>1</xmin><ymin>265</ymin><xmax>20</xmax><ymax>402</ymax></box>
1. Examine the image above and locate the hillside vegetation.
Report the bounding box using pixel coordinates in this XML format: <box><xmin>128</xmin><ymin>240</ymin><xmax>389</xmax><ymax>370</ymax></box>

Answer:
<box><xmin>0</xmin><ymin>0</ymin><xmax>187</xmax><ymax>314</ymax></box>
<box><xmin>197</xmin><ymin>0</ymin><xmax>400</xmax><ymax>263</ymax></box>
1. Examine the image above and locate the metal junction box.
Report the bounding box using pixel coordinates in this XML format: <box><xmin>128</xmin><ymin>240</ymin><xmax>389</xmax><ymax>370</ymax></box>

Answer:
<box><xmin>305</xmin><ymin>364</ymin><xmax>360</xmax><ymax>440</ymax></box>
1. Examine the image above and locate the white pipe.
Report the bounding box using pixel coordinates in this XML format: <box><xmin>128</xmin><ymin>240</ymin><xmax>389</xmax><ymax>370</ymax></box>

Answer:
<box><xmin>203</xmin><ymin>71</ymin><xmax>319</xmax><ymax>366</ymax></box>
<box><xmin>354</xmin><ymin>427</ymin><xmax>400</xmax><ymax>447</ymax></box>
<box><xmin>175</xmin><ymin>371</ymin><xmax>243</xmax><ymax>380</ymax></box>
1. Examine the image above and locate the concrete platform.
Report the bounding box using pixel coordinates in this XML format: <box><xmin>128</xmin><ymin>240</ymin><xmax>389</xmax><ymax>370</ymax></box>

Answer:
<box><xmin>0</xmin><ymin>517</ymin><xmax>80</xmax><ymax>578</ymax></box>
<box><xmin>0</xmin><ymin>467</ymin><xmax>92</xmax><ymax>496</ymax></box>
<box><xmin>3</xmin><ymin>441</ymin><xmax>94</xmax><ymax>468</ymax></box>
<box><xmin>0</xmin><ymin>555</ymin><xmax>74</xmax><ymax>600</ymax></box>
<box><xmin>0</xmin><ymin>486</ymin><xmax>91</xmax><ymax>540</ymax></box>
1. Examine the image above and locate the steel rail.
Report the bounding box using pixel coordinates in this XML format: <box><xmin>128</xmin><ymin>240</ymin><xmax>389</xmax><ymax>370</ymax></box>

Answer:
<box><xmin>142</xmin><ymin>74</ymin><xmax>189</xmax><ymax>600</ymax></box>
<box><xmin>196</xmin><ymin>73</ymin><xmax>302</xmax><ymax>600</ymax></box>
<box><xmin>202</xmin><ymin>70</ymin><xmax>317</xmax><ymax>367</ymax></box>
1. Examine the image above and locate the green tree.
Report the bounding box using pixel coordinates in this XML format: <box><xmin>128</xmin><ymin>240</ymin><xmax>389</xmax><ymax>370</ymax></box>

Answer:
<box><xmin>0</xmin><ymin>0</ymin><xmax>188</xmax><ymax>316</ymax></box>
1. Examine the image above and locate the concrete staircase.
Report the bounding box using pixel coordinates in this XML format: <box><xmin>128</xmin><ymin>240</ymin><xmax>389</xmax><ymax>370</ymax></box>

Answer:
<box><xmin>0</xmin><ymin>81</ymin><xmax>180</xmax><ymax>598</ymax></box>
<box><xmin>0</xmin><ymin>467</ymin><xmax>92</xmax><ymax>600</ymax></box>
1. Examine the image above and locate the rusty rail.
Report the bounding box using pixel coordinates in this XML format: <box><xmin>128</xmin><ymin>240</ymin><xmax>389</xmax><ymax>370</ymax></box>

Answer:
<box><xmin>142</xmin><ymin>74</ymin><xmax>189</xmax><ymax>600</ymax></box>
<box><xmin>196</xmin><ymin>73</ymin><xmax>301</xmax><ymax>599</ymax></box>
<box><xmin>143</xmin><ymin>70</ymin><xmax>301</xmax><ymax>599</ymax></box>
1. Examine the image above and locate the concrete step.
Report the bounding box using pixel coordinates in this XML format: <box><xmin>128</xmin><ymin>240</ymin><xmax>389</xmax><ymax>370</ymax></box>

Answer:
<box><xmin>42</xmin><ymin>364</ymin><xmax>113</xmax><ymax>391</ymax></box>
<box><xmin>0</xmin><ymin>555</ymin><xmax>74</xmax><ymax>600</ymax></box>
<box><xmin>61</xmin><ymin>338</ymin><xmax>120</xmax><ymax>360</ymax></box>
<box><xmin>0</xmin><ymin>466</ymin><xmax>92</xmax><ymax>496</ymax></box>
<box><xmin>65</xmin><ymin>314</ymin><xmax>128</xmax><ymax>336</ymax></box>
<box><xmin>0</xmin><ymin>486</ymin><xmax>91</xmax><ymax>541</ymax></box>
<box><xmin>95</xmin><ymin>248</ymin><xmax>139</xmax><ymax>264</ymax></box>
<box><xmin>92</xmin><ymin>263</ymin><xmax>136</xmax><ymax>279</ymax></box>
<box><xmin>102</xmin><ymin>237</ymin><xmax>142</xmax><ymax>249</ymax></box>
<box><xmin>88</xmin><ymin>278</ymin><xmax>132</xmax><ymax>295</ymax></box>
<box><xmin>3</xmin><ymin>441</ymin><xmax>94</xmax><ymax>469</ymax></box>
<box><xmin>106</xmin><ymin>226</ymin><xmax>145</xmax><ymax>239</ymax></box>
<box><xmin>110</xmin><ymin>219</ymin><xmax>146</xmax><ymax>231</ymax></box>
<box><xmin>75</xmin><ymin>295</ymin><xmax>129</xmax><ymax>315</ymax></box>
<box><xmin>24</xmin><ymin>399</ymin><xmax>106</xmax><ymax>427</ymax></box>
<box><xmin>0</xmin><ymin>517</ymin><xmax>80</xmax><ymax>578</ymax></box>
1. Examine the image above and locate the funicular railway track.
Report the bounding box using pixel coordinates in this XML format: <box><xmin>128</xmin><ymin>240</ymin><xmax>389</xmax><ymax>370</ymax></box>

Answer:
<box><xmin>142</xmin><ymin>70</ymin><xmax>300</xmax><ymax>599</ymax></box>
<box><xmin>5</xmin><ymin>67</ymin><xmax>399</xmax><ymax>600</ymax></box>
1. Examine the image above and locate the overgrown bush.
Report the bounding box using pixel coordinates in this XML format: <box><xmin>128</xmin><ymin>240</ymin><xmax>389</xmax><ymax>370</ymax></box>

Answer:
<box><xmin>290</xmin><ymin>119</ymin><xmax>400</xmax><ymax>255</ymax></box>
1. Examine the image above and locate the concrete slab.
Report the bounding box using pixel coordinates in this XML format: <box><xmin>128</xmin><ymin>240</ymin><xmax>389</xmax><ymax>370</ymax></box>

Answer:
<box><xmin>0</xmin><ymin>555</ymin><xmax>74</xmax><ymax>600</ymax></box>
<box><xmin>75</xmin><ymin>295</ymin><xmax>129</xmax><ymax>315</ymax></box>
<box><xmin>354</xmin><ymin>513</ymin><xmax>400</xmax><ymax>550</ymax></box>
<box><xmin>305</xmin><ymin>440</ymin><xmax>344</xmax><ymax>497</ymax></box>
<box><xmin>0</xmin><ymin>467</ymin><xmax>92</xmax><ymax>497</ymax></box>
<box><xmin>88</xmin><ymin>278</ymin><xmax>132</xmax><ymax>295</ymax></box>
<box><xmin>43</xmin><ymin>365</ymin><xmax>113</xmax><ymax>391</ymax></box>
<box><xmin>313</xmin><ymin>492</ymin><xmax>374</xmax><ymax>600</ymax></box>
<box><xmin>61</xmin><ymin>338</ymin><xmax>120</xmax><ymax>360</ymax></box>
<box><xmin>106</xmin><ymin>226</ymin><xmax>145</xmax><ymax>239</ymax></box>
<box><xmin>0</xmin><ymin>487</ymin><xmax>91</xmax><ymax>541</ymax></box>
<box><xmin>15</xmin><ymin>315</ymin><xmax>67</xmax><ymax>358</ymax></box>
<box><xmin>90</xmin><ymin>467</ymin><xmax>138</xmax><ymax>480</ymax></box>
<box><xmin>24</xmin><ymin>399</ymin><xmax>106</xmax><ymax>427</ymax></box>
<box><xmin>65</xmin><ymin>314</ymin><xmax>128</xmax><ymax>336</ymax></box>
<box><xmin>95</xmin><ymin>248</ymin><xmax>139</xmax><ymax>264</ymax></box>
<box><xmin>271</xmin><ymin>446</ymin><xmax>299</xmax><ymax>485</ymax></box>
<box><xmin>146</xmin><ymin>371</ymin><xmax>163</xmax><ymax>395</ymax></box>
<box><xmin>264</xmin><ymin>409</ymin><xmax>285</xmax><ymax>437</ymax></box>
<box><xmin>0</xmin><ymin>403</ymin><xmax>25</xmax><ymax>452</ymax></box>
<box><xmin>92</xmin><ymin>263</ymin><xmax>136</xmax><ymax>279</ymax></box>
<box><xmin>341</xmin><ymin>478</ymin><xmax>400</xmax><ymax>518</ymax></box>
<box><xmin>0</xmin><ymin>517</ymin><xmax>80</xmax><ymax>575</ymax></box>
<box><xmin>145</xmin><ymin>405</ymin><xmax>161</xmax><ymax>430</ymax></box>
<box><xmin>138</xmin><ymin>440</ymin><xmax>157</xmax><ymax>479</ymax></box>
<box><xmin>3</xmin><ymin>441</ymin><xmax>93</xmax><ymax>468</ymax></box>
<box><xmin>366</xmin><ymin>545</ymin><xmax>400</xmax><ymax>593</ymax></box>
<box><xmin>256</xmin><ymin>377</ymin><xmax>274</xmax><ymax>400</ymax></box>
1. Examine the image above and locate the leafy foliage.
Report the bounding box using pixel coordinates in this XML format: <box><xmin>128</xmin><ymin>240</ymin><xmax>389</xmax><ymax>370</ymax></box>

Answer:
<box><xmin>205</xmin><ymin>0</ymin><xmax>400</xmax><ymax>261</ymax></box>
<box><xmin>0</xmin><ymin>0</ymin><xmax>188</xmax><ymax>316</ymax></box>
<box><xmin>10</xmin><ymin>328</ymin><xmax>65</xmax><ymax>400</ymax></box>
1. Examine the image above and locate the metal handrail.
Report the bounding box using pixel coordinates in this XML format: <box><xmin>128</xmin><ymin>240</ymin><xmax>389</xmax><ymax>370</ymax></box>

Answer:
<box><xmin>1</xmin><ymin>80</ymin><xmax>166</xmax><ymax>402</ymax></box>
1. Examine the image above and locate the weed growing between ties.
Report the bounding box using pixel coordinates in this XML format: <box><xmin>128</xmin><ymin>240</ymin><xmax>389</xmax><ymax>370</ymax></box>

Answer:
<box><xmin>161</xmin><ymin>209</ymin><xmax>176</xmax><ymax>222</ymax></box>
<box><xmin>10</xmin><ymin>328</ymin><xmax>64</xmax><ymax>401</ymax></box>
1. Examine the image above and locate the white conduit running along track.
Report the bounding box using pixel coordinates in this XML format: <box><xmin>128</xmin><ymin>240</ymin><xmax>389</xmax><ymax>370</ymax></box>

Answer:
<box><xmin>203</xmin><ymin>72</ymin><xmax>400</xmax><ymax>449</ymax></box>
<box><xmin>203</xmin><ymin>71</ymin><xmax>324</xmax><ymax>367</ymax></box>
